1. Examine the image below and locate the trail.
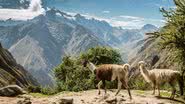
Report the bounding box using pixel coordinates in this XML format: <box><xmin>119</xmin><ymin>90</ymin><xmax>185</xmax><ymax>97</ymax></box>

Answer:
<box><xmin>0</xmin><ymin>90</ymin><xmax>184</xmax><ymax>104</ymax></box>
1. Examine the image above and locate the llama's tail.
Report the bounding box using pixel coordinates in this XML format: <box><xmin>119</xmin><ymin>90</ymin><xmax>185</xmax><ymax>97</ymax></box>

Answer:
<box><xmin>178</xmin><ymin>73</ymin><xmax>184</xmax><ymax>96</ymax></box>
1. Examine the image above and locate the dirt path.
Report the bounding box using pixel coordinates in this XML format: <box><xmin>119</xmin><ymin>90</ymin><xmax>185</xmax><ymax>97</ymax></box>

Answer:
<box><xmin>0</xmin><ymin>90</ymin><xmax>184</xmax><ymax>104</ymax></box>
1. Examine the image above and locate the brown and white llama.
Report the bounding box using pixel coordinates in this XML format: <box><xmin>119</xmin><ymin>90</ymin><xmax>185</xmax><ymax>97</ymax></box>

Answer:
<box><xmin>83</xmin><ymin>60</ymin><xmax>132</xmax><ymax>99</ymax></box>
<box><xmin>138</xmin><ymin>61</ymin><xmax>184</xmax><ymax>99</ymax></box>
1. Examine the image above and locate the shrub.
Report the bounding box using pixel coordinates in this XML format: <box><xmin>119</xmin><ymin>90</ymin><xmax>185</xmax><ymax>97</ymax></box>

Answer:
<box><xmin>54</xmin><ymin>46</ymin><xmax>123</xmax><ymax>92</ymax></box>
<box><xmin>27</xmin><ymin>85</ymin><xmax>41</xmax><ymax>93</ymax></box>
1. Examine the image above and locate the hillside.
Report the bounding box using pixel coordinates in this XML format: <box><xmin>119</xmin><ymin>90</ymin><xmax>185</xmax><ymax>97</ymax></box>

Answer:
<box><xmin>129</xmin><ymin>37</ymin><xmax>179</xmax><ymax>70</ymax></box>
<box><xmin>0</xmin><ymin>43</ymin><xmax>37</xmax><ymax>87</ymax></box>
<box><xmin>0</xmin><ymin>9</ymin><xmax>107</xmax><ymax>86</ymax></box>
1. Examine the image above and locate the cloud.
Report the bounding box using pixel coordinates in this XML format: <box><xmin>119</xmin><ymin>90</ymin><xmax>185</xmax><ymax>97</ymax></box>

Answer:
<box><xmin>118</xmin><ymin>15</ymin><xmax>143</xmax><ymax>20</ymax></box>
<box><xmin>0</xmin><ymin>0</ymin><xmax>45</xmax><ymax>21</ymax></box>
<box><xmin>102</xmin><ymin>11</ymin><xmax>110</xmax><ymax>14</ymax></box>
<box><xmin>72</xmin><ymin>13</ymin><xmax>165</xmax><ymax>29</ymax></box>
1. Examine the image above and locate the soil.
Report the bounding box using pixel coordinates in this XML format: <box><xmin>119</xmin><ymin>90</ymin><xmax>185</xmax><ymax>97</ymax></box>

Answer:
<box><xmin>0</xmin><ymin>90</ymin><xmax>184</xmax><ymax>104</ymax></box>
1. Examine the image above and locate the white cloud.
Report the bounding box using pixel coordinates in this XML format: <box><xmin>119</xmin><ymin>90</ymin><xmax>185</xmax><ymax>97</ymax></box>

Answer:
<box><xmin>77</xmin><ymin>13</ymin><xmax>165</xmax><ymax>29</ymax></box>
<box><xmin>102</xmin><ymin>11</ymin><xmax>110</xmax><ymax>14</ymax></box>
<box><xmin>119</xmin><ymin>15</ymin><xmax>143</xmax><ymax>20</ymax></box>
<box><xmin>0</xmin><ymin>0</ymin><xmax>45</xmax><ymax>21</ymax></box>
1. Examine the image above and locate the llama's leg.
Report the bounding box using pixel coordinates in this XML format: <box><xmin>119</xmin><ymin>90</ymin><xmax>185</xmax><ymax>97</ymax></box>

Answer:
<box><xmin>115</xmin><ymin>80</ymin><xmax>122</xmax><ymax>96</ymax></box>
<box><xmin>152</xmin><ymin>83</ymin><xmax>156</xmax><ymax>95</ymax></box>
<box><xmin>102</xmin><ymin>80</ymin><xmax>107</xmax><ymax>95</ymax></box>
<box><xmin>157</xmin><ymin>85</ymin><xmax>161</xmax><ymax>96</ymax></box>
<box><xmin>169</xmin><ymin>81</ymin><xmax>176</xmax><ymax>99</ymax></box>
<box><xmin>122</xmin><ymin>80</ymin><xmax>132</xmax><ymax>99</ymax></box>
<box><xmin>97</xmin><ymin>81</ymin><xmax>102</xmax><ymax>95</ymax></box>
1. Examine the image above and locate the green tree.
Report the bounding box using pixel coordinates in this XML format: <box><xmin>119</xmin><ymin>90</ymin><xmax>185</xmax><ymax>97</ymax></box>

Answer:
<box><xmin>80</xmin><ymin>46</ymin><xmax>123</xmax><ymax>65</ymax></box>
<box><xmin>150</xmin><ymin>0</ymin><xmax>185</xmax><ymax>74</ymax></box>
<box><xmin>54</xmin><ymin>46</ymin><xmax>123</xmax><ymax>92</ymax></box>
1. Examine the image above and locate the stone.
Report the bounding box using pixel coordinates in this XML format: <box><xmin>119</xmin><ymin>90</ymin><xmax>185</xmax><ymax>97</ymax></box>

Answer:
<box><xmin>105</xmin><ymin>97</ymin><xmax>117</xmax><ymax>104</ymax></box>
<box><xmin>57</xmin><ymin>98</ymin><xmax>73</xmax><ymax>104</ymax></box>
<box><xmin>0</xmin><ymin>85</ymin><xmax>26</xmax><ymax>97</ymax></box>
<box><xmin>17</xmin><ymin>97</ymin><xmax>31</xmax><ymax>104</ymax></box>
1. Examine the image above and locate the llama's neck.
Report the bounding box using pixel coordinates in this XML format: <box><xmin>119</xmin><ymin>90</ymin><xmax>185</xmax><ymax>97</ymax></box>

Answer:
<box><xmin>139</xmin><ymin>66</ymin><xmax>151</xmax><ymax>83</ymax></box>
<box><xmin>88</xmin><ymin>62</ymin><xmax>96</xmax><ymax>73</ymax></box>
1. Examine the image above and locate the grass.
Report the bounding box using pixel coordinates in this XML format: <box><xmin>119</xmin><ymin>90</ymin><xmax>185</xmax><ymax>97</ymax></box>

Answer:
<box><xmin>160</xmin><ymin>91</ymin><xmax>171</xmax><ymax>97</ymax></box>
<box><xmin>135</xmin><ymin>90</ymin><xmax>146</xmax><ymax>95</ymax></box>
<box><xmin>29</xmin><ymin>93</ymin><xmax>50</xmax><ymax>98</ymax></box>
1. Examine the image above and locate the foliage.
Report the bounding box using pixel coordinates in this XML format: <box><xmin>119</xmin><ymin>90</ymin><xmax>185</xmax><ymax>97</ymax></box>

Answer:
<box><xmin>149</xmin><ymin>0</ymin><xmax>185</xmax><ymax>73</ymax></box>
<box><xmin>130</xmin><ymin>75</ymin><xmax>150</xmax><ymax>90</ymax></box>
<box><xmin>145</xmin><ymin>0</ymin><xmax>185</xmax><ymax>94</ymax></box>
<box><xmin>54</xmin><ymin>46</ymin><xmax>123</xmax><ymax>92</ymax></box>
<box><xmin>27</xmin><ymin>85</ymin><xmax>56</xmax><ymax>95</ymax></box>
<box><xmin>80</xmin><ymin>46</ymin><xmax>123</xmax><ymax>65</ymax></box>
<box><xmin>27</xmin><ymin>85</ymin><xmax>42</xmax><ymax>93</ymax></box>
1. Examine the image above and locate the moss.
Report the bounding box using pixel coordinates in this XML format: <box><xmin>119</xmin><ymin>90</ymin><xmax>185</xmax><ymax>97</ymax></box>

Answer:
<box><xmin>135</xmin><ymin>90</ymin><xmax>146</xmax><ymax>95</ymax></box>
<box><xmin>160</xmin><ymin>91</ymin><xmax>171</xmax><ymax>97</ymax></box>
<box><xmin>29</xmin><ymin>93</ymin><xmax>49</xmax><ymax>97</ymax></box>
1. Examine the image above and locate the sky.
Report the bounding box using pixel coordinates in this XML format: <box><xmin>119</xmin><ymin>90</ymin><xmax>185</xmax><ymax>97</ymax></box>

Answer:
<box><xmin>0</xmin><ymin>0</ymin><xmax>175</xmax><ymax>29</ymax></box>
<box><xmin>0</xmin><ymin>0</ymin><xmax>44</xmax><ymax>20</ymax></box>
<box><xmin>50</xmin><ymin>0</ymin><xmax>175</xmax><ymax>29</ymax></box>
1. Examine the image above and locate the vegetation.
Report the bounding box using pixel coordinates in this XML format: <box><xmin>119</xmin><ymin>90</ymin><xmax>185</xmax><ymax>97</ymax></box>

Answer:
<box><xmin>146</xmin><ymin>0</ymin><xmax>185</xmax><ymax>95</ymax></box>
<box><xmin>27</xmin><ymin>85</ymin><xmax>57</xmax><ymax>95</ymax></box>
<box><xmin>150</xmin><ymin>0</ymin><xmax>185</xmax><ymax>74</ymax></box>
<box><xmin>54</xmin><ymin>46</ymin><xmax>123</xmax><ymax>92</ymax></box>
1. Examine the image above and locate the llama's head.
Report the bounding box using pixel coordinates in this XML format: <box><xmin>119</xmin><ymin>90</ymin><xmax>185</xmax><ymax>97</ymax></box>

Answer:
<box><xmin>82</xmin><ymin>59</ymin><xmax>89</xmax><ymax>67</ymax></box>
<box><xmin>138</xmin><ymin>61</ymin><xmax>146</xmax><ymax>67</ymax></box>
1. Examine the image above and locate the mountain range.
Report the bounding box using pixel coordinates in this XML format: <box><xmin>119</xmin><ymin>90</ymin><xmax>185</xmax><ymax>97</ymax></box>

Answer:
<box><xmin>0</xmin><ymin>1</ymin><xmax>158</xmax><ymax>86</ymax></box>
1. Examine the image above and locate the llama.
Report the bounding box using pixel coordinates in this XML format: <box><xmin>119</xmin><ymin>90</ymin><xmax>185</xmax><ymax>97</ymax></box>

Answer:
<box><xmin>83</xmin><ymin>60</ymin><xmax>132</xmax><ymax>99</ymax></box>
<box><xmin>138</xmin><ymin>61</ymin><xmax>184</xmax><ymax>99</ymax></box>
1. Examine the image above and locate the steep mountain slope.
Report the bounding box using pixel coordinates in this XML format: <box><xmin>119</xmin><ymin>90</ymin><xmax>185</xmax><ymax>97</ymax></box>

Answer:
<box><xmin>0</xmin><ymin>43</ymin><xmax>37</xmax><ymax>88</ymax></box>
<box><xmin>0</xmin><ymin>9</ymin><xmax>106</xmax><ymax>86</ymax></box>
<box><xmin>129</xmin><ymin>38</ymin><xmax>178</xmax><ymax>69</ymax></box>
<box><xmin>71</xmin><ymin>14</ymin><xmax>158</xmax><ymax>48</ymax></box>
<box><xmin>117</xmin><ymin>24</ymin><xmax>158</xmax><ymax>61</ymax></box>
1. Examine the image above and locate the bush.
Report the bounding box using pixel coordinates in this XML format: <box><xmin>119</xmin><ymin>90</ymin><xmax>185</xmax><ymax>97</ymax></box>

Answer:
<box><xmin>27</xmin><ymin>85</ymin><xmax>57</xmax><ymax>95</ymax></box>
<box><xmin>130</xmin><ymin>75</ymin><xmax>150</xmax><ymax>90</ymax></box>
<box><xmin>41</xmin><ymin>87</ymin><xmax>57</xmax><ymax>95</ymax></box>
<box><xmin>54</xmin><ymin>46</ymin><xmax>123</xmax><ymax>92</ymax></box>
<box><xmin>27</xmin><ymin>85</ymin><xmax>41</xmax><ymax>93</ymax></box>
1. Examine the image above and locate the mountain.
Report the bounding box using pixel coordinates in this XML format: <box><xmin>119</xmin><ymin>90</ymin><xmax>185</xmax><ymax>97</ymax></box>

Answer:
<box><xmin>115</xmin><ymin>24</ymin><xmax>158</xmax><ymax>61</ymax></box>
<box><xmin>129</xmin><ymin>37</ymin><xmax>178</xmax><ymax>70</ymax></box>
<box><xmin>0</xmin><ymin>5</ymin><xmax>158</xmax><ymax>86</ymax></box>
<box><xmin>0</xmin><ymin>42</ymin><xmax>37</xmax><ymax>87</ymax></box>
<box><xmin>71</xmin><ymin>14</ymin><xmax>158</xmax><ymax>48</ymax></box>
<box><xmin>74</xmin><ymin>14</ymin><xmax>120</xmax><ymax>46</ymax></box>
<box><xmin>0</xmin><ymin>9</ymin><xmax>107</xmax><ymax>86</ymax></box>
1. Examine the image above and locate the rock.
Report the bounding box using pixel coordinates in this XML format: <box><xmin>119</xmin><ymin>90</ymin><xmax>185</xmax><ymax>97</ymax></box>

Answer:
<box><xmin>0</xmin><ymin>85</ymin><xmax>27</xmax><ymax>97</ymax></box>
<box><xmin>57</xmin><ymin>98</ymin><xmax>73</xmax><ymax>104</ymax></box>
<box><xmin>17</xmin><ymin>97</ymin><xmax>31</xmax><ymax>104</ymax></box>
<box><xmin>117</xmin><ymin>97</ymin><xmax>126</xmax><ymax>104</ymax></box>
<box><xmin>105</xmin><ymin>97</ymin><xmax>117</xmax><ymax>104</ymax></box>
<box><xmin>17</xmin><ymin>94</ymin><xmax>32</xmax><ymax>99</ymax></box>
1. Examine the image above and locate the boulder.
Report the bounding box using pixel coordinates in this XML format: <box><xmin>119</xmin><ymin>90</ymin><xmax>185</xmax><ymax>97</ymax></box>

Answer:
<box><xmin>17</xmin><ymin>98</ymin><xmax>31</xmax><ymax>104</ymax></box>
<box><xmin>0</xmin><ymin>85</ymin><xmax>26</xmax><ymax>97</ymax></box>
<box><xmin>57</xmin><ymin>98</ymin><xmax>73</xmax><ymax>104</ymax></box>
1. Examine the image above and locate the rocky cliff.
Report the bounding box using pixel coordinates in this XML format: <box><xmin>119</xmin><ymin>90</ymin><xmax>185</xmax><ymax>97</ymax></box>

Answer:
<box><xmin>0</xmin><ymin>43</ymin><xmax>37</xmax><ymax>88</ymax></box>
